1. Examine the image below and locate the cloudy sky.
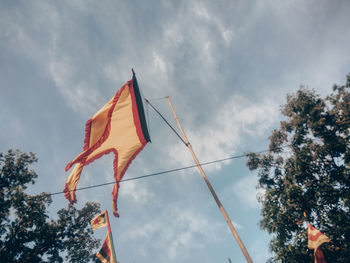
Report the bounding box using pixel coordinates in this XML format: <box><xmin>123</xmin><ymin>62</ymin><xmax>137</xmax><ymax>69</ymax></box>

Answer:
<box><xmin>1</xmin><ymin>0</ymin><xmax>350</xmax><ymax>262</ymax></box>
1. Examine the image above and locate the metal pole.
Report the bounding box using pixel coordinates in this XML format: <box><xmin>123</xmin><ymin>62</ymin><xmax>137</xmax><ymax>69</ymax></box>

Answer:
<box><xmin>166</xmin><ymin>97</ymin><xmax>253</xmax><ymax>263</ymax></box>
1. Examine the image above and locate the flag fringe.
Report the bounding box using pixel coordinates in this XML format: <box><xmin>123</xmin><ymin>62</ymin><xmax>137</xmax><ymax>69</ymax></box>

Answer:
<box><xmin>63</xmin><ymin>78</ymin><xmax>149</xmax><ymax>217</ymax></box>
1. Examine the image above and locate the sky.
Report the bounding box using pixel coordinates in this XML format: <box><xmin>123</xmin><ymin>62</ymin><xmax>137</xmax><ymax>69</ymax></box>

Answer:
<box><xmin>1</xmin><ymin>0</ymin><xmax>350</xmax><ymax>262</ymax></box>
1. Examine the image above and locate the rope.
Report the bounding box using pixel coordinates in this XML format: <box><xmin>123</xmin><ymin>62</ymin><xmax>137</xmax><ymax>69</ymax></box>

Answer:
<box><xmin>145</xmin><ymin>99</ymin><xmax>188</xmax><ymax>146</ymax></box>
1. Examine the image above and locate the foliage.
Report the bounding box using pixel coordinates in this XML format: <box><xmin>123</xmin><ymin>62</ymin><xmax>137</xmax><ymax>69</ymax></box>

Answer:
<box><xmin>246</xmin><ymin>74</ymin><xmax>350</xmax><ymax>262</ymax></box>
<box><xmin>0</xmin><ymin>150</ymin><xmax>101</xmax><ymax>262</ymax></box>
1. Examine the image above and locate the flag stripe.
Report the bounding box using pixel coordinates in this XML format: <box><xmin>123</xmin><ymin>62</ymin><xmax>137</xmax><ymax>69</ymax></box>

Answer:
<box><xmin>96</xmin><ymin>232</ymin><xmax>116</xmax><ymax>263</ymax></box>
<box><xmin>98</xmin><ymin>247</ymin><xmax>111</xmax><ymax>260</ymax></box>
<box><xmin>83</xmin><ymin>119</ymin><xmax>93</xmax><ymax>151</ymax></box>
<box><xmin>97</xmin><ymin>252</ymin><xmax>110</xmax><ymax>263</ymax></box>
<box><xmin>307</xmin><ymin>223</ymin><xmax>330</xmax><ymax>250</ymax></box>
<box><xmin>308</xmin><ymin>236</ymin><xmax>331</xmax><ymax>250</ymax></box>
<box><xmin>131</xmin><ymin>82</ymin><xmax>148</xmax><ymax>145</ymax></box>
<box><xmin>309</xmin><ymin>231</ymin><xmax>324</xmax><ymax>241</ymax></box>
<box><xmin>315</xmin><ymin>247</ymin><xmax>327</xmax><ymax>263</ymax></box>
<box><xmin>108</xmin><ymin>231</ymin><xmax>117</xmax><ymax>263</ymax></box>
<box><xmin>132</xmin><ymin>75</ymin><xmax>150</xmax><ymax>143</ymax></box>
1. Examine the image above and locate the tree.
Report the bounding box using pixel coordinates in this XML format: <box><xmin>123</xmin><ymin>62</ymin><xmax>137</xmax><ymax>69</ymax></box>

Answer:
<box><xmin>0</xmin><ymin>149</ymin><xmax>101</xmax><ymax>262</ymax></box>
<box><xmin>246</xmin><ymin>74</ymin><xmax>350</xmax><ymax>262</ymax></box>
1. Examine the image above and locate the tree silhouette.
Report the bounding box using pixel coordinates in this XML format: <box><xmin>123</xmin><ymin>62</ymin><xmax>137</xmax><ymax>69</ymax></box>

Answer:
<box><xmin>247</xmin><ymin>74</ymin><xmax>350</xmax><ymax>262</ymax></box>
<box><xmin>0</xmin><ymin>149</ymin><xmax>101</xmax><ymax>262</ymax></box>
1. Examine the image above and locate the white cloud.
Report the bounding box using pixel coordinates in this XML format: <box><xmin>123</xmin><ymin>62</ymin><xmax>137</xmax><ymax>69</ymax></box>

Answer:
<box><xmin>0</xmin><ymin>1</ymin><xmax>106</xmax><ymax>114</ymax></box>
<box><xmin>2</xmin><ymin>1</ymin><xmax>350</xmax><ymax>263</ymax></box>
<box><xmin>191</xmin><ymin>0</ymin><xmax>237</xmax><ymax>45</ymax></box>
<box><xmin>120</xmin><ymin>180</ymin><xmax>153</xmax><ymax>205</ymax></box>
<box><xmin>0</xmin><ymin>17</ymin><xmax>36</xmax><ymax>56</ymax></box>
<box><xmin>163</xmin><ymin>26</ymin><xmax>184</xmax><ymax>47</ymax></box>
<box><xmin>0</xmin><ymin>110</ymin><xmax>23</xmax><ymax>136</ymax></box>
<box><xmin>249</xmin><ymin>233</ymin><xmax>271</xmax><ymax>263</ymax></box>
<box><xmin>193</xmin><ymin>1</ymin><xmax>211</xmax><ymax>21</ymax></box>
<box><xmin>152</xmin><ymin>51</ymin><xmax>168</xmax><ymax>73</ymax></box>
<box><xmin>233</xmin><ymin>220</ymin><xmax>242</xmax><ymax>229</ymax></box>
<box><xmin>222</xmin><ymin>29</ymin><xmax>234</xmax><ymax>44</ymax></box>
<box><xmin>0</xmin><ymin>1</ymin><xmax>60</xmax><ymax>61</ymax></box>
<box><xmin>48</xmin><ymin>57</ymin><xmax>104</xmax><ymax>113</ymax></box>
<box><xmin>124</xmin><ymin>207</ymin><xmax>222</xmax><ymax>261</ymax></box>
<box><xmin>167</xmin><ymin>95</ymin><xmax>278</xmax><ymax>172</ymax></box>
<box><xmin>223</xmin><ymin>220</ymin><xmax>243</xmax><ymax>239</ymax></box>
<box><xmin>233</xmin><ymin>175</ymin><xmax>264</xmax><ymax>209</ymax></box>
<box><xmin>231</xmin><ymin>220</ymin><xmax>242</xmax><ymax>230</ymax></box>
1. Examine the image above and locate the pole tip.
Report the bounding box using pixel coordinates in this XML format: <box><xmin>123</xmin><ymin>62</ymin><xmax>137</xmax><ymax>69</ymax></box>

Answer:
<box><xmin>131</xmin><ymin>68</ymin><xmax>135</xmax><ymax>76</ymax></box>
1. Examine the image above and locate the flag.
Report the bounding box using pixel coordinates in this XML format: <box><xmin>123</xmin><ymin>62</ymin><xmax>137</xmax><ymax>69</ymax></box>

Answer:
<box><xmin>91</xmin><ymin>210</ymin><xmax>118</xmax><ymax>263</ymax></box>
<box><xmin>96</xmin><ymin>232</ymin><xmax>117</xmax><ymax>263</ymax></box>
<box><xmin>91</xmin><ymin>210</ymin><xmax>107</xmax><ymax>230</ymax></box>
<box><xmin>64</xmin><ymin>72</ymin><xmax>150</xmax><ymax>217</ymax></box>
<box><xmin>308</xmin><ymin>223</ymin><xmax>331</xmax><ymax>263</ymax></box>
<box><xmin>308</xmin><ymin>223</ymin><xmax>331</xmax><ymax>250</ymax></box>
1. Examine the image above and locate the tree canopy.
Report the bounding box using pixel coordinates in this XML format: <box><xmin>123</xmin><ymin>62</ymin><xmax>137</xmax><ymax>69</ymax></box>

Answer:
<box><xmin>0</xmin><ymin>149</ymin><xmax>101</xmax><ymax>262</ymax></box>
<box><xmin>247</xmin><ymin>74</ymin><xmax>350</xmax><ymax>262</ymax></box>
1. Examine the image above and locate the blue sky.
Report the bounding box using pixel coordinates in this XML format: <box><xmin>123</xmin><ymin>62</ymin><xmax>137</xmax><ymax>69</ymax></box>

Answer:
<box><xmin>1</xmin><ymin>1</ymin><xmax>350</xmax><ymax>262</ymax></box>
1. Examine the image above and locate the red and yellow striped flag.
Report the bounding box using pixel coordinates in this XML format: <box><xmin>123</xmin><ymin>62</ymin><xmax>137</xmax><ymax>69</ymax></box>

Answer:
<box><xmin>64</xmin><ymin>73</ymin><xmax>150</xmax><ymax>217</ymax></box>
<box><xmin>96</xmin><ymin>232</ymin><xmax>117</xmax><ymax>263</ymax></box>
<box><xmin>308</xmin><ymin>223</ymin><xmax>331</xmax><ymax>263</ymax></box>
<box><xmin>90</xmin><ymin>211</ymin><xmax>107</xmax><ymax>230</ymax></box>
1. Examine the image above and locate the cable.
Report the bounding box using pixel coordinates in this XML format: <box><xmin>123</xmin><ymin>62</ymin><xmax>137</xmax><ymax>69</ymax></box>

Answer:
<box><xmin>50</xmin><ymin>149</ymin><xmax>269</xmax><ymax>197</ymax></box>
<box><xmin>51</xmin><ymin>98</ymin><xmax>272</xmax><ymax>197</ymax></box>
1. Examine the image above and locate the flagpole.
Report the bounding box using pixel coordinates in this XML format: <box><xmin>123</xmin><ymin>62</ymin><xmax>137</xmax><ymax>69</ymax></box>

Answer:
<box><xmin>166</xmin><ymin>97</ymin><xmax>253</xmax><ymax>263</ymax></box>
<box><xmin>105</xmin><ymin>210</ymin><xmax>118</xmax><ymax>263</ymax></box>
